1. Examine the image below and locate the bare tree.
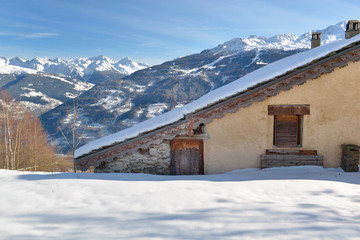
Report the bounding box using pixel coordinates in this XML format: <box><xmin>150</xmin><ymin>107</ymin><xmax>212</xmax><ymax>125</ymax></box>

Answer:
<box><xmin>0</xmin><ymin>91</ymin><xmax>18</xmax><ymax>170</ymax></box>
<box><xmin>57</xmin><ymin>97</ymin><xmax>84</xmax><ymax>172</ymax></box>
<box><xmin>0</xmin><ymin>90</ymin><xmax>59</xmax><ymax>171</ymax></box>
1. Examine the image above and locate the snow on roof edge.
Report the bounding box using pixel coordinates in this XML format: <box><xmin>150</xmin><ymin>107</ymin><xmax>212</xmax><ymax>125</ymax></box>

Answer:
<box><xmin>74</xmin><ymin>34</ymin><xmax>360</xmax><ymax>159</ymax></box>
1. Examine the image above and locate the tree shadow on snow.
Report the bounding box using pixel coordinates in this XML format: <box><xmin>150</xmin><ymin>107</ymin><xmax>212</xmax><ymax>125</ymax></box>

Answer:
<box><xmin>8</xmin><ymin>204</ymin><xmax>360</xmax><ymax>239</ymax></box>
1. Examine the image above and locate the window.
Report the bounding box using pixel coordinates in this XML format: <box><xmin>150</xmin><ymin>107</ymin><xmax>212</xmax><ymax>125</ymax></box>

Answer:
<box><xmin>312</xmin><ymin>33</ymin><xmax>320</xmax><ymax>40</ymax></box>
<box><xmin>273</xmin><ymin>115</ymin><xmax>302</xmax><ymax>147</ymax></box>
<box><xmin>354</xmin><ymin>23</ymin><xmax>359</xmax><ymax>30</ymax></box>
<box><xmin>268</xmin><ymin>104</ymin><xmax>310</xmax><ymax>148</ymax></box>
<box><xmin>193</xmin><ymin>123</ymin><xmax>206</xmax><ymax>135</ymax></box>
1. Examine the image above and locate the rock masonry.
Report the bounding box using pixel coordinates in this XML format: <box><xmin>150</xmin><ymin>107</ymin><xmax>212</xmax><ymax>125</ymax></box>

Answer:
<box><xmin>94</xmin><ymin>140</ymin><xmax>171</xmax><ymax>174</ymax></box>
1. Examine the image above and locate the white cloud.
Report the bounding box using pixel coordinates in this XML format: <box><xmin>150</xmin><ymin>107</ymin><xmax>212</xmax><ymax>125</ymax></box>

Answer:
<box><xmin>0</xmin><ymin>31</ymin><xmax>59</xmax><ymax>39</ymax></box>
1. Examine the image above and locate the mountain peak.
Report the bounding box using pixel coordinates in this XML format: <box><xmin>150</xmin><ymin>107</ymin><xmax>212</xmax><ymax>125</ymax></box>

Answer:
<box><xmin>51</xmin><ymin>57</ymin><xmax>62</xmax><ymax>63</ymax></box>
<box><xmin>209</xmin><ymin>21</ymin><xmax>347</xmax><ymax>54</ymax></box>
<box><xmin>90</xmin><ymin>55</ymin><xmax>112</xmax><ymax>62</ymax></box>
<box><xmin>10</xmin><ymin>56</ymin><xmax>25</xmax><ymax>62</ymax></box>
<box><xmin>319</xmin><ymin>21</ymin><xmax>346</xmax><ymax>36</ymax></box>
<box><xmin>33</xmin><ymin>56</ymin><xmax>48</xmax><ymax>61</ymax></box>
<box><xmin>118</xmin><ymin>56</ymin><xmax>134</xmax><ymax>65</ymax></box>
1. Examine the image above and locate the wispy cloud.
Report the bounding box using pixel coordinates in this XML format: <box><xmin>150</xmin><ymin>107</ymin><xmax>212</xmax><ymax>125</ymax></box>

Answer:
<box><xmin>0</xmin><ymin>31</ymin><xmax>59</xmax><ymax>39</ymax></box>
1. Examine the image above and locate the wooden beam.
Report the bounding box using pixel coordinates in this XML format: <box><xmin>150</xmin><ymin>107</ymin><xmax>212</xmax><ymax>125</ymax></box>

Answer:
<box><xmin>261</xmin><ymin>154</ymin><xmax>323</xmax><ymax>168</ymax></box>
<box><xmin>268</xmin><ymin>104</ymin><xmax>310</xmax><ymax>115</ymax></box>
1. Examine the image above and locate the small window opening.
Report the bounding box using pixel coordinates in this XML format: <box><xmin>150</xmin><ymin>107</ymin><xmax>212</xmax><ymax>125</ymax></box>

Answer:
<box><xmin>354</xmin><ymin>23</ymin><xmax>359</xmax><ymax>30</ymax></box>
<box><xmin>193</xmin><ymin>123</ymin><xmax>206</xmax><ymax>135</ymax></box>
<box><xmin>311</xmin><ymin>33</ymin><xmax>321</xmax><ymax>41</ymax></box>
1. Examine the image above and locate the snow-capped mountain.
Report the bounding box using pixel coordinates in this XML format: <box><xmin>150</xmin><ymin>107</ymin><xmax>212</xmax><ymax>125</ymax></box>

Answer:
<box><xmin>40</xmin><ymin>21</ymin><xmax>347</xmax><ymax>152</ymax></box>
<box><xmin>210</xmin><ymin>21</ymin><xmax>345</xmax><ymax>53</ymax></box>
<box><xmin>6</xmin><ymin>56</ymin><xmax>150</xmax><ymax>84</ymax></box>
<box><xmin>0</xmin><ymin>56</ymin><xmax>149</xmax><ymax>114</ymax></box>
<box><xmin>0</xmin><ymin>57</ymin><xmax>38</xmax><ymax>75</ymax></box>
<box><xmin>0</xmin><ymin>58</ymin><xmax>94</xmax><ymax>114</ymax></box>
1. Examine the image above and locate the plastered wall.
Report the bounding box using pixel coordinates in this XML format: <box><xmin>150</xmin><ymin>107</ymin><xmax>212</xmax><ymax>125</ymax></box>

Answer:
<box><xmin>204</xmin><ymin>60</ymin><xmax>360</xmax><ymax>174</ymax></box>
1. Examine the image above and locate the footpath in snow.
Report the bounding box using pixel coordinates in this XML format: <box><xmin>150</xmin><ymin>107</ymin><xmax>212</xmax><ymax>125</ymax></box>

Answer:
<box><xmin>0</xmin><ymin>166</ymin><xmax>359</xmax><ymax>239</ymax></box>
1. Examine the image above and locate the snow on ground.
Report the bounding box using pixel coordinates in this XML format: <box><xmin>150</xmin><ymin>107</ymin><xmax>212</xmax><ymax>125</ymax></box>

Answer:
<box><xmin>20</xmin><ymin>101</ymin><xmax>62</xmax><ymax>116</ymax></box>
<box><xmin>73</xmin><ymin>80</ymin><xmax>94</xmax><ymax>92</ymax></box>
<box><xmin>122</xmin><ymin>85</ymin><xmax>146</xmax><ymax>93</ymax></box>
<box><xmin>90</xmin><ymin>90</ymin><xmax>124</xmax><ymax>112</ymax></box>
<box><xmin>20</xmin><ymin>88</ymin><xmax>63</xmax><ymax>114</ymax></box>
<box><xmin>146</xmin><ymin>103</ymin><xmax>168</xmax><ymax>118</ymax></box>
<box><xmin>0</xmin><ymin>166</ymin><xmax>359</xmax><ymax>239</ymax></box>
<box><xmin>20</xmin><ymin>87</ymin><xmax>63</xmax><ymax>107</ymax></box>
<box><xmin>40</xmin><ymin>73</ymin><xmax>94</xmax><ymax>92</ymax></box>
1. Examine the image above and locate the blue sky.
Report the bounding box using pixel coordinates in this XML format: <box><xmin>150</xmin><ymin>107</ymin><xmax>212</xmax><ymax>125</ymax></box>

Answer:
<box><xmin>0</xmin><ymin>0</ymin><xmax>359</xmax><ymax>65</ymax></box>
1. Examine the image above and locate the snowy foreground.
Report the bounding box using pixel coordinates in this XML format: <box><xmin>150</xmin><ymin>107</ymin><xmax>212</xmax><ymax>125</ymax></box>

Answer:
<box><xmin>1</xmin><ymin>167</ymin><xmax>360</xmax><ymax>240</ymax></box>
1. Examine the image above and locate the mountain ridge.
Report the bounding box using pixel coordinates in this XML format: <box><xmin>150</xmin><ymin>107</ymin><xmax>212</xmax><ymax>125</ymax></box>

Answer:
<box><xmin>3</xmin><ymin>55</ymin><xmax>150</xmax><ymax>83</ymax></box>
<box><xmin>0</xmin><ymin>56</ymin><xmax>149</xmax><ymax>114</ymax></box>
<box><xmin>208</xmin><ymin>21</ymin><xmax>345</xmax><ymax>53</ymax></box>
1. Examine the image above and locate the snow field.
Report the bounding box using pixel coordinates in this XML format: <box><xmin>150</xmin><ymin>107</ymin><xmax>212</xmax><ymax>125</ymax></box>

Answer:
<box><xmin>0</xmin><ymin>166</ymin><xmax>359</xmax><ymax>239</ymax></box>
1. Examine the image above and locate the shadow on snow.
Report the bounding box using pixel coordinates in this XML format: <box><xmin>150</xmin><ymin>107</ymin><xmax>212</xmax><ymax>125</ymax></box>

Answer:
<box><xmin>16</xmin><ymin>166</ymin><xmax>360</xmax><ymax>185</ymax></box>
<box><xmin>8</xmin><ymin>204</ymin><xmax>360</xmax><ymax>239</ymax></box>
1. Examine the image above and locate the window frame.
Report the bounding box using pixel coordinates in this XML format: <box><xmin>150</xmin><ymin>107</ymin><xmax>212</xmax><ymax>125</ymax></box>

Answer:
<box><xmin>268</xmin><ymin>104</ymin><xmax>309</xmax><ymax>148</ymax></box>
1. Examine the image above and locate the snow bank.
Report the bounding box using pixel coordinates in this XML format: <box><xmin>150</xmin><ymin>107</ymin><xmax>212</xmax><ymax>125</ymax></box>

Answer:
<box><xmin>75</xmin><ymin>34</ymin><xmax>360</xmax><ymax>158</ymax></box>
<box><xmin>1</xmin><ymin>166</ymin><xmax>359</xmax><ymax>239</ymax></box>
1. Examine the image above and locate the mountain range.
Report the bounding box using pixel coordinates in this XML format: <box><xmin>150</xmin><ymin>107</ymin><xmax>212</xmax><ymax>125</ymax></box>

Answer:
<box><xmin>0</xmin><ymin>56</ymin><xmax>149</xmax><ymax>114</ymax></box>
<box><xmin>0</xmin><ymin>21</ymin><xmax>347</xmax><ymax>152</ymax></box>
<box><xmin>7</xmin><ymin>55</ymin><xmax>149</xmax><ymax>83</ymax></box>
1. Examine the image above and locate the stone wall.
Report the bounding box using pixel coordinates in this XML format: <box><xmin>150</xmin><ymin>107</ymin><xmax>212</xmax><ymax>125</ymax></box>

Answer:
<box><xmin>95</xmin><ymin>140</ymin><xmax>171</xmax><ymax>174</ymax></box>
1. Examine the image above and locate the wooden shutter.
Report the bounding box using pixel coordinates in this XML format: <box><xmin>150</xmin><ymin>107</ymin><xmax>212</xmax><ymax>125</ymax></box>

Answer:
<box><xmin>274</xmin><ymin>115</ymin><xmax>301</xmax><ymax>147</ymax></box>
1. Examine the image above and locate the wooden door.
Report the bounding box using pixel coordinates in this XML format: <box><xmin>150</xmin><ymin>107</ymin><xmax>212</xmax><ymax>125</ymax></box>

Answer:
<box><xmin>170</xmin><ymin>139</ymin><xmax>204</xmax><ymax>175</ymax></box>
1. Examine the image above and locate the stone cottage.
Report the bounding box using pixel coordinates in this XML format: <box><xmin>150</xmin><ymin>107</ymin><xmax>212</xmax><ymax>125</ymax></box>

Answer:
<box><xmin>75</xmin><ymin>20</ymin><xmax>360</xmax><ymax>175</ymax></box>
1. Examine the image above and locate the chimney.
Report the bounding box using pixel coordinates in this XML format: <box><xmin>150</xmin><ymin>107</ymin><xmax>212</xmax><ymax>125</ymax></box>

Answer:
<box><xmin>345</xmin><ymin>20</ymin><xmax>360</xmax><ymax>39</ymax></box>
<box><xmin>311</xmin><ymin>32</ymin><xmax>321</xmax><ymax>49</ymax></box>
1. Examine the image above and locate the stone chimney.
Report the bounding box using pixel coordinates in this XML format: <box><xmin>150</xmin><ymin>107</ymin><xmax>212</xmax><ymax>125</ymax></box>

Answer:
<box><xmin>345</xmin><ymin>20</ymin><xmax>360</xmax><ymax>39</ymax></box>
<box><xmin>311</xmin><ymin>32</ymin><xmax>321</xmax><ymax>49</ymax></box>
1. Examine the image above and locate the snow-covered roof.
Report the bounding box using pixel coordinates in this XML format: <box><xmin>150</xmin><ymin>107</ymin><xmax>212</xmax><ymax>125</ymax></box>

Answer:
<box><xmin>74</xmin><ymin>34</ymin><xmax>360</xmax><ymax>159</ymax></box>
